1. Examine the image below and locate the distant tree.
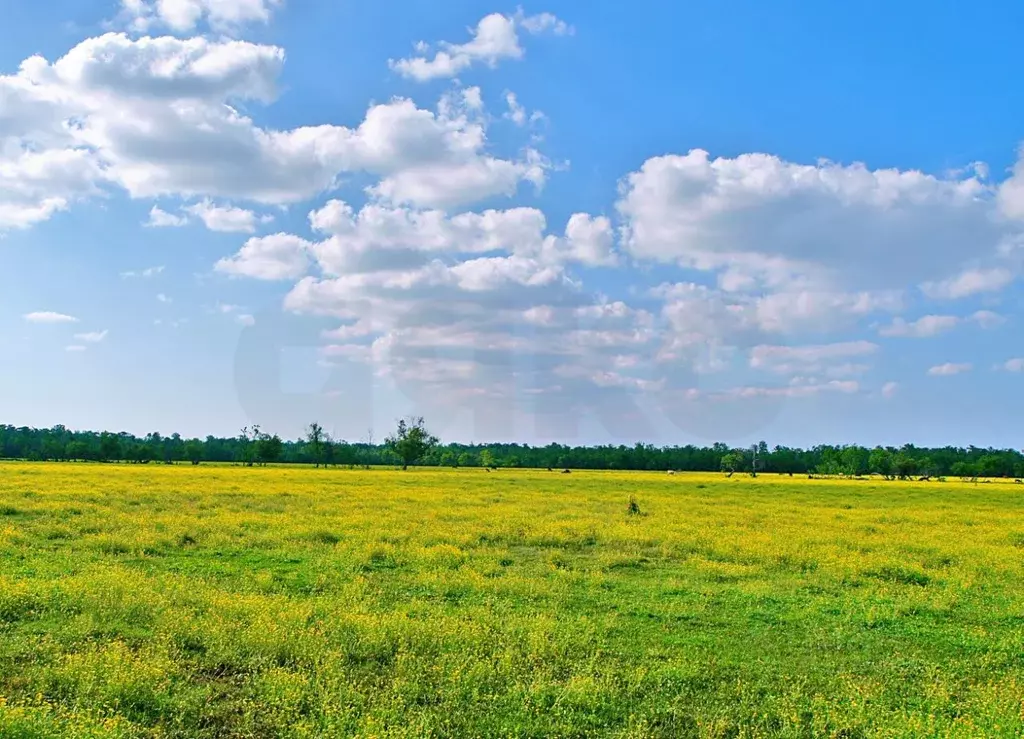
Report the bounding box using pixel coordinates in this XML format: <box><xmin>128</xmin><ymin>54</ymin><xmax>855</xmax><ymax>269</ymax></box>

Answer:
<box><xmin>322</xmin><ymin>435</ymin><xmax>335</xmax><ymax>468</ymax></box>
<box><xmin>385</xmin><ymin>417</ymin><xmax>439</xmax><ymax>470</ymax></box>
<box><xmin>841</xmin><ymin>446</ymin><xmax>870</xmax><ymax>477</ymax></box>
<box><xmin>951</xmin><ymin>461</ymin><xmax>978</xmax><ymax>482</ymax></box>
<box><xmin>184</xmin><ymin>439</ymin><xmax>204</xmax><ymax>465</ymax></box>
<box><xmin>256</xmin><ymin>433</ymin><xmax>283</xmax><ymax>466</ymax></box>
<box><xmin>869</xmin><ymin>448</ymin><xmax>894</xmax><ymax>480</ymax></box>
<box><xmin>892</xmin><ymin>453</ymin><xmax>918</xmax><ymax>480</ymax></box>
<box><xmin>145</xmin><ymin>432</ymin><xmax>163</xmax><ymax>463</ymax></box>
<box><xmin>238</xmin><ymin>425</ymin><xmax>260</xmax><ymax>467</ymax></box>
<box><xmin>66</xmin><ymin>440</ymin><xmax>88</xmax><ymax>461</ymax></box>
<box><xmin>720</xmin><ymin>451</ymin><xmax>745</xmax><ymax>477</ymax></box>
<box><xmin>457</xmin><ymin>452</ymin><xmax>475</xmax><ymax>468</ymax></box>
<box><xmin>480</xmin><ymin>449</ymin><xmax>497</xmax><ymax>469</ymax></box>
<box><xmin>306</xmin><ymin>422</ymin><xmax>325</xmax><ymax>468</ymax></box>
<box><xmin>440</xmin><ymin>450</ymin><xmax>457</xmax><ymax>468</ymax></box>
<box><xmin>334</xmin><ymin>440</ymin><xmax>357</xmax><ymax>468</ymax></box>
<box><xmin>99</xmin><ymin>432</ymin><xmax>121</xmax><ymax>462</ymax></box>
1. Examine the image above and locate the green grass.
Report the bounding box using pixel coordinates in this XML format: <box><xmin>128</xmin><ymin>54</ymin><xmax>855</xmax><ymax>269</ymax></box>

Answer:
<box><xmin>1</xmin><ymin>462</ymin><xmax>1023</xmax><ymax>737</ymax></box>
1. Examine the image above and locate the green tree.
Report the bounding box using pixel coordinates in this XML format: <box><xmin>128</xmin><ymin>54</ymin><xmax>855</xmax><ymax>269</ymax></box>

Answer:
<box><xmin>256</xmin><ymin>433</ymin><xmax>283</xmax><ymax>466</ymax></box>
<box><xmin>841</xmin><ymin>446</ymin><xmax>870</xmax><ymax>476</ymax></box>
<box><xmin>480</xmin><ymin>449</ymin><xmax>497</xmax><ymax>469</ymax></box>
<box><xmin>99</xmin><ymin>432</ymin><xmax>121</xmax><ymax>462</ymax></box>
<box><xmin>238</xmin><ymin>425</ymin><xmax>260</xmax><ymax>467</ymax></box>
<box><xmin>869</xmin><ymin>448</ymin><xmax>894</xmax><ymax>479</ymax></box>
<box><xmin>306</xmin><ymin>422</ymin><xmax>325</xmax><ymax>468</ymax></box>
<box><xmin>951</xmin><ymin>461</ymin><xmax>977</xmax><ymax>481</ymax></box>
<box><xmin>720</xmin><ymin>451</ymin><xmax>745</xmax><ymax>476</ymax></box>
<box><xmin>184</xmin><ymin>439</ymin><xmax>204</xmax><ymax>465</ymax></box>
<box><xmin>385</xmin><ymin>417</ymin><xmax>439</xmax><ymax>470</ymax></box>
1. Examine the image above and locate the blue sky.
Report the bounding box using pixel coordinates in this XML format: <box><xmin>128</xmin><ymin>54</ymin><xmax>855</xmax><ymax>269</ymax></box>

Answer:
<box><xmin>2</xmin><ymin>0</ymin><xmax>1024</xmax><ymax>447</ymax></box>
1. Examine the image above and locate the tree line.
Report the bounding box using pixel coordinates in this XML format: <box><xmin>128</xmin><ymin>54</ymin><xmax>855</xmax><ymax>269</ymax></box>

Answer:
<box><xmin>1</xmin><ymin>422</ymin><xmax>1023</xmax><ymax>479</ymax></box>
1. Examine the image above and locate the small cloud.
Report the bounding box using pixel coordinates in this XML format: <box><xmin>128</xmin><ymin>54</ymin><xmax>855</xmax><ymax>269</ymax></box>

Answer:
<box><xmin>970</xmin><ymin>310</ymin><xmax>1006</xmax><ymax>329</ymax></box>
<box><xmin>998</xmin><ymin>358</ymin><xmax>1024</xmax><ymax>372</ymax></box>
<box><xmin>25</xmin><ymin>311</ymin><xmax>78</xmax><ymax>324</ymax></box>
<box><xmin>145</xmin><ymin>206</ymin><xmax>188</xmax><ymax>228</ymax></box>
<box><xmin>236</xmin><ymin>314</ymin><xmax>255</xmax><ymax>326</ymax></box>
<box><xmin>921</xmin><ymin>268</ymin><xmax>1013</xmax><ymax>300</ymax></box>
<box><xmin>504</xmin><ymin>91</ymin><xmax>526</xmax><ymax>126</ymax></box>
<box><xmin>157</xmin><ymin>293</ymin><xmax>172</xmax><ymax>303</ymax></box>
<box><xmin>927</xmin><ymin>362</ymin><xmax>972</xmax><ymax>377</ymax></box>
<box><xmin>881</xmin><ymin>381</ymin><xmax>899</xmax><ymax>398</ymax></box>
<box><xmin>121</xmin><ymin>265</ymin><xmax>164</xmax><ymax>279</ymax></box>
<box><xmin>74</xmin><ymin>330</ymin><xmax>108</xmax><ymax>343</ymax></box>
<box><xmin>65</xmin><ymin>345</ymin><xmax>87</xmax><ymax>352</ymax></box>
<box><xmin>878</xmin><ymin>315</ymin><xmax>959</xmax><ymax>338</ymax></box>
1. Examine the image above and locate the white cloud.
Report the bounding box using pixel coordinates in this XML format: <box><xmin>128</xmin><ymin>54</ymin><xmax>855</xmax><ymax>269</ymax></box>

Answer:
<box><xmin>117</xmin><ymin>0</ymin><xmax>282</xmax><ymax>34</ymax></box>
<box><xmin>145</xmin><ymin>206</ymin><xmax>188</xmax><ymax>228</ymax></box>
<box><xmin>121</xmin><ymin>265</ymin><xmax>164</xmax><ymax>278</ymax></box>
<box><xmin>502</xmin><ymin>91</ymin><xmax>544</xmax><ymax>127</ymax></box>
<box><xmin>185</xmin><ymin>199</ymin><xmax>268</xmax><ymax>233</ymax></box>
<box><xmin>157</xmin><ymin>293</ymin><xmax>172</xmax><ymax>303</ymax></box>
<box><xmin>301</xmin><ymin>200</ymin><xmax>614</xmax><ymax>275</ymax></box>
<box><xmin>1000</xmin><ymin>358</ymin><xmax>1024</xmax><ymax>372</ymax></box>
<box><xmin>970</xmin><ymin>310</ymin><xmax>1006</xmax><ymax>329</ymax></box>
<box><xmin>928</xmin><ymin>362</ymin><xmax>972</xmax><ymax>377</ymax></box>
<box><xmin>3</xmin><ymin>34</ymin><xmax>548</xmax><ymax>230</ymax></box>
<box><xmin>998</xmin><ymin>147</ymin><xmax>1024</xmax><ymax>221</ymax></box>
<box><xmin>65</xmin><ymin>345</ymin><xmax>87</xmax><ymax>352</ymax></box>
<box><xmin>749</xmin><ymin>341</ymin><xmax>878</xmax><ymax>375</ymax></box>
<box><xmin>617</xmin><ymin>149</ymin><xmax>1006</xmax><ymax>295</ymax></box>
<box><xmin>24</xmin><ymin>311</ymin><xmax>78</xmax><ymax>323</ymax></box>
<box><xmin>878</xmin><ymin>314</ymin><xmax>960</xmax><ymax>338</ymax></box>
<box><xmin>701</xmin><ymin>379</ymin><xmax>860</xmax><ymax>401</ymax></box>
<box><xmin>389</xmin><ymin>10</ymin><xmax>571</xmax><ymax>82</ymax></box>
<box><xmin>74</xmin><ymin>330</ymin><xmax>108</xmax><ymax>342</ymax></box>
<box><xmin>215</xmin><ymin>232</ymin><xmax>312</xmax><ymax>280</ymax></box>
<box><xmin>505</xmin><ymin>91</ymin><xmax>526</xmax><ymax>126</ymax></box>
<box><xmin>920</xmin><ymin>267</ymin><xmax>1014</xmax><ymax>299</ymax></box>
<box><xmin>236</xmin><ymin>313</ymin><xmax>255</xmax><ymax>326</ymax></box>
<box><xmin>882</xmin><ymin>381</ymin><xmax>899</xmax><ymax>398</ymax></box>
<box><xmin>514</xmin><ymin>9</ymin><xmax>573</xmax><ymax>36</ymax></box>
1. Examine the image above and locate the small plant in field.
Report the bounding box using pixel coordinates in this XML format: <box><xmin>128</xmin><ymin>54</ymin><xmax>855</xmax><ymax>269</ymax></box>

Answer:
<box><xmin>627</xmin><ymin>496</ymin><xmax>642</xmax><ymax>516</ymax></box>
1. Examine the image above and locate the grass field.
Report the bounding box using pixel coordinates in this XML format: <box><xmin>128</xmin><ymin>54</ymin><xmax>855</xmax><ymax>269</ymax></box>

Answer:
<box><xmin>0</xmin><ymin>463</ymin><xmax>1023</xmax><ymax>738</ymax></box>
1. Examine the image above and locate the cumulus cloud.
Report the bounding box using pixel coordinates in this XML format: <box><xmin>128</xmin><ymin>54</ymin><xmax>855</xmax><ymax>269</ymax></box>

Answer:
<box><xmin>928</xmin><ymin>362</ymin><xmax>972</xmax><ymax>377</ymax></box>
<box><xmin>617</xmin><ymin>149</ymin><xmax>1010</xmax><ymax>295</ymax></box>
<box><xmin>389</xmin><ymin>10</ymin><xmax>571</xmax><ymax>82</ymax></box>
<box><xmin>185</xmin><ymin>200</ymin><xmax>270</xmax><ymax>233</ymax></box>
<box><xmin>998</xmin><ymin>358</ymin><xmax>1024</xmax><ymax>372</ymax></box>
<box><xmin>117</xmin><ymin>0</ymin><xmax>282</xmax><ymax>34</ymax></box>
<box><xmin>24</xmin><ymin>311</ymin><xmax>78</xmax><ymax>323</ymax></box>
<box><xmin>145</xmin><ymin>206</ymin><xmax>188</xmax><ymax>227</ymax></box>
<box><xmin>882</xmin><ymin>381</ymin><xmax>899</xmax><ymax>398</ymax></box>
<box><xmin>215</xmin><ymin>233</ymin><xmax>312</xmax><ymax>280</ymax></box>
<box><xmin>2</xmin><ymin>35</ymin><xmax>546</xmax><ymax>228</ymax></box>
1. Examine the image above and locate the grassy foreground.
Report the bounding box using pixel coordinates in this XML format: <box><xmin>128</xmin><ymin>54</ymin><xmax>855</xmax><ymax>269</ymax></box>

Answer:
<box><xmin>0</xmin><ymin>463</ymin><xmax>1023</xmax><ymax>738</ymax></box>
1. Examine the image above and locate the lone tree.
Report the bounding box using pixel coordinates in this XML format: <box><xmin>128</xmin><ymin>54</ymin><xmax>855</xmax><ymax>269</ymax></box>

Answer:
<box><xmin>720</xmin><ymin>450</ymin><xmax>745</xmax><ymax>477</ymax></box>
<box><xmin>385</xmin><ymin>417</ymin><xmax>438</xmax><ymax>470</ymax></box>
<box><xmin>306</xmin><ymin>422</ymin><xmax>325</xmax><ymax>468</ymax></box>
